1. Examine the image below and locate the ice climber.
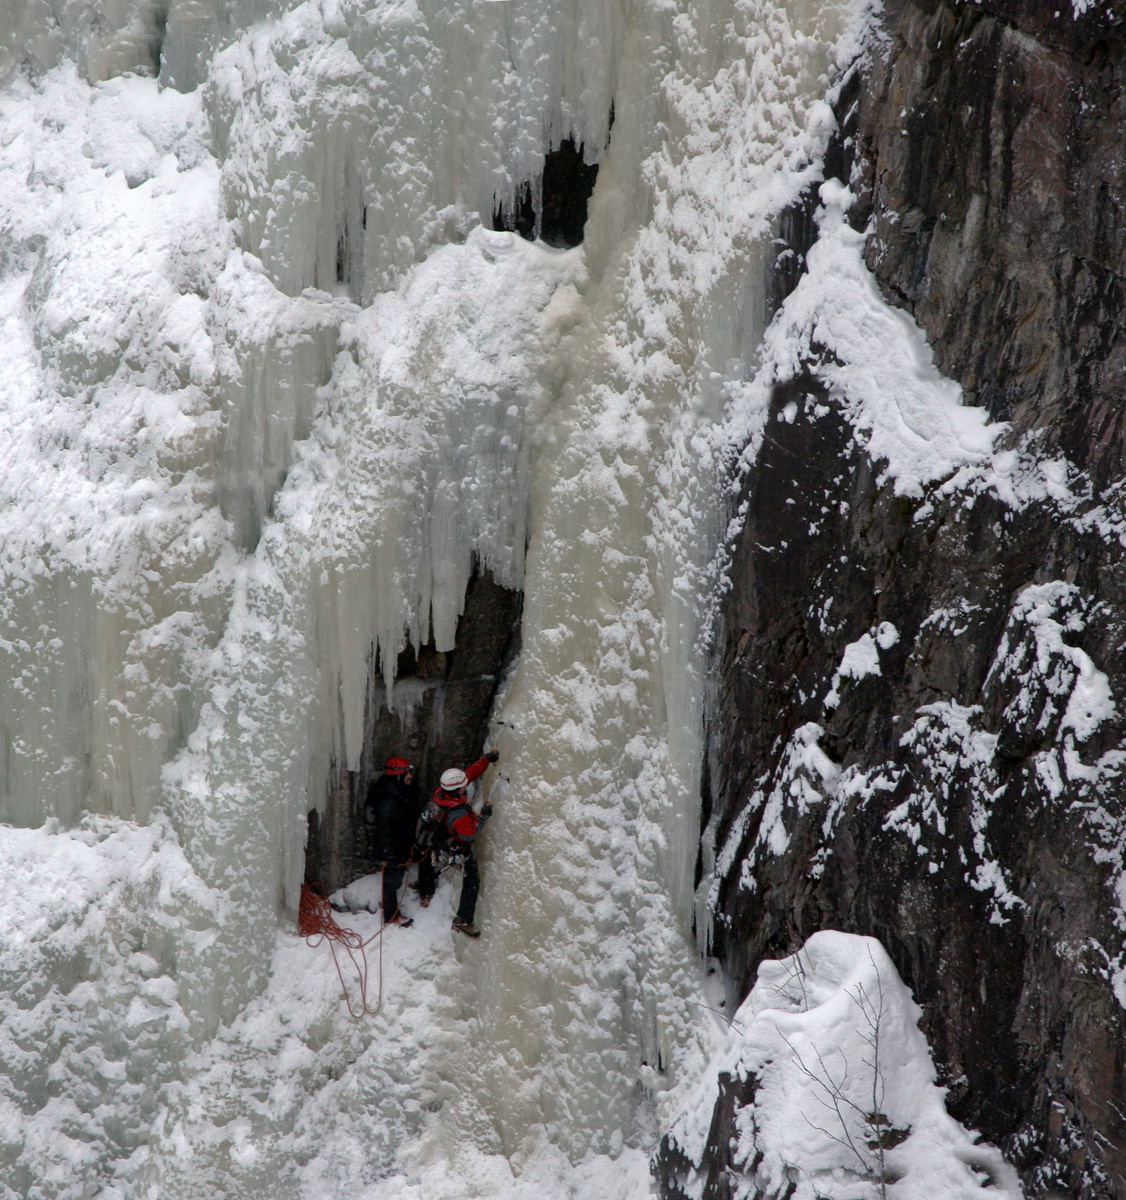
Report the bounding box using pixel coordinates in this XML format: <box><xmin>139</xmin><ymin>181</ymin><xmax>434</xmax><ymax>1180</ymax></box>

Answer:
<box><xmin>365</xmin><ymin>757</ymin><xmax>420</xmax><ymax>928</ymax></box>
<box><xmin>417</xmin><ymin>749</ymin><xmax>499</xmax><ymax>938</ymax></box>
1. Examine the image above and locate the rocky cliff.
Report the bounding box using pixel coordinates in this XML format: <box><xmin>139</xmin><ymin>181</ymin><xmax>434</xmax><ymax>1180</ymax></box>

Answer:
<box><xmin>683</xmin><ymin>0</ymin><xmax>1126</xmax><ymax>1196</ymax></box>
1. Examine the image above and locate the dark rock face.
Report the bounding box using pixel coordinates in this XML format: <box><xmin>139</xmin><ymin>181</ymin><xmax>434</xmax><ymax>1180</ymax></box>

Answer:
<box><xmin>856</xmin><ymin>0</ymin><xmax>1126</xmax><ymax>484</ymax></box>
<box><xmin>304</xmin><ymin>570</ymin><xmax>519</xmax><ymax>893</ymax></box>
<box><xmin>704</xmin><ymin>377</ymin><xmax>1126</xmax><ymax>1197</ymax></box>
<box><xmin>680</xmin><ymin>0</ymin><xmax>1126</xmax><ymax>1197</ymax></box>
<box><xmin>653</xmin><ymin>1070</ymin><xmax>763</xmax><ymax>1200</ymax></box>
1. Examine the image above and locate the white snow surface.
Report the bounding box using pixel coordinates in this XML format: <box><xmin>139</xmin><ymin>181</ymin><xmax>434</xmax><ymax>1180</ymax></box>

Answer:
<box><xmin>0</xmin><ymin>830</ymin><xmax>654</xmax><ymax>1199</ymax></box>
<box><xmin>0</xmin><ymin>818</ymin><xmax>222</xmax><ymax>1195</ymax></box>
<box><xmin>985</xmin><ymin>581</ymin><xmax>1116</xmax><ymax>743</ymax></box>
<box><xmin>1</xmin><ymin>832</ymin><xmax>1018</xmax><ymax>1200</ymax></box>
<box><xmin>664</xmin><ymin>931</ymin><xmax>1024</xmax><ymax>1200</ymax></box>
<box><xmin>823</xmin><ymin>627</ymin><xmax>886</xmax><ymax>709</ymax></box>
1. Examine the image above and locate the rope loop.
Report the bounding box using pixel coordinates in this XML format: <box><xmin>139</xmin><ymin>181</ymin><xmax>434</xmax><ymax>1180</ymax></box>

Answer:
<box><xmin>299</xmin><ymin>880</ymin><xmax>385</xmax><ymax>1018</ymax></box>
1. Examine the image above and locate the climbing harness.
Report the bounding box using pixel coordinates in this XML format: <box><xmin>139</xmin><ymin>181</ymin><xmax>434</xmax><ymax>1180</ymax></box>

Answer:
<box><xmin>437</xmin><ymin>846</ymin><xmax>469</xmax><ymax>871</ymax></box>
<box><xmin>299</xmin><ymin>880</ymin><xmax>385</xmax><ymax>1019</ymax></box>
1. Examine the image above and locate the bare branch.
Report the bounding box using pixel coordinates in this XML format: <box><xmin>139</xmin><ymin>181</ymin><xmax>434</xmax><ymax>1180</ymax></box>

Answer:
<box><xmin>770</xmin><ymin>948</ymin><xmax>901</xmax><ymax>1200</ymax></box>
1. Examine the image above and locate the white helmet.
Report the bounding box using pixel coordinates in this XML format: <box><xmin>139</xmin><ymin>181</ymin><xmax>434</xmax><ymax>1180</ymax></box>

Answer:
<box><xmin>440</xmin><ymin>768</ymin><xmax>468</xmax><ymax>791</ymax></box>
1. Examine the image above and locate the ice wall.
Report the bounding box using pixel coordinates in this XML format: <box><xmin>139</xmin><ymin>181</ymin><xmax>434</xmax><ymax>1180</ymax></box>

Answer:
<box><xmin>0</xmin><ymin>0</ymin><xmax>873</xmax><ymax>1189</ymax></box>
<box><xmin>0</xmin><ymin>0</ymin><xmax>277</xmax><ymax>90</ymax></box>
<box><xmin>0</xmin><ymin>0</ymin><xmax>623</xmax><ymax>828</ymax></box>
<box><xmin>0</xmin><ymin>66</ymin><xmax>358</xmax><ymax>835</ymax></box>
<box><xmin>422</xmin><ymin>0</ymin><xmax>867</xmax><ymax>1157</ymax></box>
<box><xmin>207</xmin><ymin>0</ymin><xmax>618</xmax><ymax>299</ymax></box>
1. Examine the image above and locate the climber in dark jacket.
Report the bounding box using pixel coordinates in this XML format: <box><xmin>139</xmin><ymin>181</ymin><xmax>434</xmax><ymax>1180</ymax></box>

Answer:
<box><xmin>416</xmin><ymin>750</ymin><xmax>499</xmax><ymax>938</ymax></box>
<box><xmin>365</xmin><ymin>757</ymin><xmax>420</xmax><ymax>927</ymax></box>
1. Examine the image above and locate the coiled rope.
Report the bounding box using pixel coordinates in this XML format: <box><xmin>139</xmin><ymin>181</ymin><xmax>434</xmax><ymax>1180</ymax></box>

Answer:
<box><xmin>299</xmin><ymin>880</ymin><xmax>385</xmax><ymax>1018</ymax></box>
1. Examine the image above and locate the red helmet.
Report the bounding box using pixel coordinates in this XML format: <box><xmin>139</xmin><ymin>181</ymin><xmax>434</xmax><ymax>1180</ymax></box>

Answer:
<box><xmin>385</xmin><ymin>757</ymin><xmax>412</xmax><ymax>775</ymax></box>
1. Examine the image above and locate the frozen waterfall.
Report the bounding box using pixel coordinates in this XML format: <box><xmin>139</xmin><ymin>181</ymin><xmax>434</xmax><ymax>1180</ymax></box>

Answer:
<box><xmin>0</xmin><ymin>0</ymin><xmax>873</xmax><ymax>1193</ymax></box>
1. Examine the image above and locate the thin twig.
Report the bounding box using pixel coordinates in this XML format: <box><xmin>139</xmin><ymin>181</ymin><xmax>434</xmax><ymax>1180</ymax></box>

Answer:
<box><xmin>772</xmin><ymin>950</ymin><xmax>894</xmax><ymax>1199</ymax></box>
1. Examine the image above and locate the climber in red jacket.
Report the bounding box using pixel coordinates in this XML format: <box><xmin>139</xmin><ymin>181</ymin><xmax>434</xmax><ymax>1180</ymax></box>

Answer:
<box><xmin>416</xmin><ymin>750</ymin><xmax>499</xmax><ymax>938</ymax></box>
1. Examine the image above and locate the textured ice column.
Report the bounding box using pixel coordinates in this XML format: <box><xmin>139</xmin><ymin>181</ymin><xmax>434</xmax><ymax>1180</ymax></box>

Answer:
<box><xmin>0</xmin><ymin>72</ymin><xmax>234</xmax><ymax>826</ymax></box>
<box><xmin>0</xmin><ymin>0</ymin><xmax>164</xmax><ymax>82</ymax></box>
<box><xmin>206</xmin><ymin>0</ymin><xmax>620</xmax><ymax>301</ymax></box>
<box><xmin>0</xmin><ymin>69</ymin><xmax>356</xmax><ymax>831</ymax></box>
<box><xmin>425</xmin><ymin>0</ymin><xmax>860</xmax><ymax>1162</ymax></box>
<box><xmin>0</xmin><ymin>0</ymin><xmax>278</xmax><ymax>90</ymax></box>
<box><xmin>210</xmin><ymin>257</ymin><xmax>348</xmax><ymax>550</ymax></box>
<box><xmin>0</xmin><ymin>818</ymin><xmax>226</xmax><ymax>1196</ymax></box>
<box><xmin>161</xmin><ymin>0</ymin><xmax>281</xmax><ymax>92</ymax></box>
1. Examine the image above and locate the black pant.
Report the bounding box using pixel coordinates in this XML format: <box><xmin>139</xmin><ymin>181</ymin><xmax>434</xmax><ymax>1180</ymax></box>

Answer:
<box><xmin>381</xmin><ymin>863</ymin><xmax>407</xmax><ymax>919</ymax></box>
<box><xmin>456</xmin><ymin>848</ymin><xmax>480</xmax><ymax>924</ymax></box>
<box><xmin>417</xmin><ymin>852</ymin><xmax>437</xmax><ymax>904</ymax></box>
<box><xmin>417</xmin><ymin>845</ymin><xmax>479</xmax><ymax>923</ymax></box>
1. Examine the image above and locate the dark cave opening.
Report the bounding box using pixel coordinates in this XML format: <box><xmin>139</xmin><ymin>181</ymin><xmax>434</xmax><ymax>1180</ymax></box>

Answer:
<box><xmin>304</xmin><ymin>568</ymin><xmax>522</xmax><ymax>894</ymax></box>
<box><xmin>492</xmin><ymin>137</ymin><xmax>600</xmax><ymax>248</ymax></box>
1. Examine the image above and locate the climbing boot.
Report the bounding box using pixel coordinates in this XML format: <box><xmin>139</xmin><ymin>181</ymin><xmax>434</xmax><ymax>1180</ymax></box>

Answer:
<box><xmin>386</xmin><ymin>912</ymin><xmax>414</xmax><ymax>928</ymax></box>
<box><xmin>419</xmin><ymin>895</ymin><xmax>431</xmax><ymax>908</ymax></box>
<box><xmin>451</xmin><ymin>917</ymin><xmax>480</xmax><ymax>939</ymax></box>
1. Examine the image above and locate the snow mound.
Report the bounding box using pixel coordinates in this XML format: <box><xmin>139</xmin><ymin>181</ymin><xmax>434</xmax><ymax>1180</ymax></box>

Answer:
<box><xmin>122</xmin><ymin>873</ymin><xmax>656</xmax><ymax>1199</ymax></box>
<box><xmin>331</xmin><ymin>872</ymin><xmax>384</xmax><ymax>914</ymax></box>
<box><xmin>663</xmin><ymin>931</ymin><xmax>1023</xmax><ymax>1200</ymax></box>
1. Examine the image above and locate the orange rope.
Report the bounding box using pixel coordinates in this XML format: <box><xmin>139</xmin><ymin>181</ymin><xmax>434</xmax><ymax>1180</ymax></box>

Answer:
<box><xmin>299</xmin><ymin>881</ymin><xmax>385</xmax><ymax>1018</ymax></box>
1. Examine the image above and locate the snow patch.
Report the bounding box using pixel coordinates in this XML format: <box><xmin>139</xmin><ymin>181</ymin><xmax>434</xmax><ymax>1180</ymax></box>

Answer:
<box><xmin>756</xmin><ymin>183</ymin><xmax>998</xmax><ymax>498</ymax></box>
<box><xmin>663</xmin><ymin>931</ymin><xmax>1024</xmax><ymax>1200</ymax></box>
<box><xmin>985</xmin><ymin>581</ymin><xmax>1116</xmax><ymax>744</ymax></box>
<box><xmin>824</xmin><ymin>623</ymin><xmax>896</xmax><ymax>709</ymax></box>
<box><xmin>0</xmin><ymin>817</ymin><xmax>222</xmax><ymax>1193</ymax></box>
